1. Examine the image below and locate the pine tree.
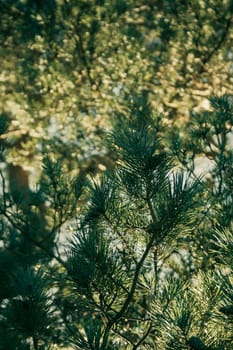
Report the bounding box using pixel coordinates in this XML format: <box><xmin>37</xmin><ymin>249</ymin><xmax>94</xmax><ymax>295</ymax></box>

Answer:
<box><xmin>0</xmin><ymin>94</ymin><xmax>233</xmax><ymax>349</ymax></box>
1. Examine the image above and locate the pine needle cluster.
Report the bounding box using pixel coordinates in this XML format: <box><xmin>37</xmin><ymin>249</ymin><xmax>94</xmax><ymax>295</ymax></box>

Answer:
<box><xmin>0</xmin><ymin>94</ymin><xmax>233</xmax><ymax>349</ymax></box>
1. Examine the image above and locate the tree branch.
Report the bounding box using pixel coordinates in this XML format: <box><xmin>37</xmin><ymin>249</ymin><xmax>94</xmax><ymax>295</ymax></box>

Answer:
<box><xmin>101</xmin><ymin>231</ymin><xmax>157</xmax><ymax>349</ymax></box>
<box><xmin>132</xmin><ymin>322</ymin><xmax>152</xmax><ymax>350</ymax></box>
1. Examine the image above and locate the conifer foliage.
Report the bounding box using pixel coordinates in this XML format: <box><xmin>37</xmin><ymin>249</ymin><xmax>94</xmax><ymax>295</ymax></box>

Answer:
<box><xmin>0</xmin><ymin>94</ymin><xmax>233</xmax><ymax>349</ymax></box>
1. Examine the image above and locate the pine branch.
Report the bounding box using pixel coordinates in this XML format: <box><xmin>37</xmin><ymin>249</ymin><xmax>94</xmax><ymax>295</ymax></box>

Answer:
<box><xmin>101</xmin><ymin>233</ymin><xmax>157</xmax><ymax>349</ymax></box>
<box><xmin>0</xmin><ymin>204</ymin><xmax>67</xmax><ymax>269</ymax></box>
<box><xmin>132</xmin><ymin>322</ymin><xmax>152</xmax><ymax>350</ymax></box>
<box><xmin>202</xmin><ymin>15</ymin><xmax>232</xmax><ymax>66</ymax></box>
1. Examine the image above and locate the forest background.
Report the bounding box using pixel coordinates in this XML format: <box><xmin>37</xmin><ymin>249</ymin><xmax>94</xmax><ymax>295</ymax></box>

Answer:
<box><xmin>0</xmin><ymin>1</ymin><xmax>233</xmax><ymax>349</ymax></box>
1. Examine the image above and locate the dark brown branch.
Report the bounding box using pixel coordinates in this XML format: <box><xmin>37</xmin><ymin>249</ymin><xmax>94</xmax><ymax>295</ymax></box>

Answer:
<box><xmin>132</xmin><ymin>322</ymin><xmax>152</xmax><ymax>350</ymax></box>
<box><xmin>101</xmin><ymin>231</ymin><xmax>156</xmax><ymax>349</ymax></box>
<box><xmin>0</xmin><ymin>205</ymin><xmax>68</xmax><ymax>269</ymax></box>
<box><xmin>201</xmin><ymin>15</ymin><xmax>232</xmax><ymax>68</ymax></box>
